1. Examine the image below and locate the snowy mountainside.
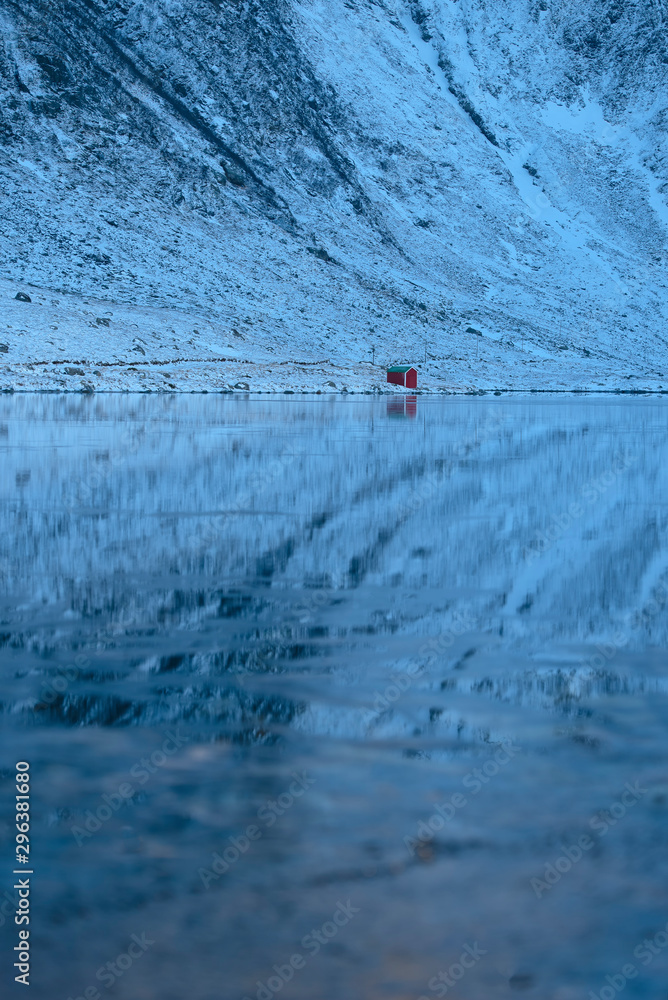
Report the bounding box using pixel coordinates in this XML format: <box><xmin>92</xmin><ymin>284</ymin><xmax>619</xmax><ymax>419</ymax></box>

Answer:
<box><xmin>1</xmin><ymin>0</ymin><xmax>668</xmax><ymax>391</ymax></box>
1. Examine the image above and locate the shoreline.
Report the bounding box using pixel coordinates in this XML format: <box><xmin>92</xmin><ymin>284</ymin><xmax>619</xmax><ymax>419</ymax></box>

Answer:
<box><xmin>2</xmin><ymin>386</ymin><xmax>668</xmax><ymax>397</ymax></box>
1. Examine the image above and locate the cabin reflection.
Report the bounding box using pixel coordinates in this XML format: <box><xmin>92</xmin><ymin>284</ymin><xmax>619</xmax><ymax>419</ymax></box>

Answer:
<box><xmin>386</xmin><ymin>395</ymin><xmax>417</xmax><ymax>419</ymax></box>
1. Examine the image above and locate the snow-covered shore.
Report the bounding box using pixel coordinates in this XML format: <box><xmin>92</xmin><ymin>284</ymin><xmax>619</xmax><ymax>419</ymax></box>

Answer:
<box><xmin>2</xmin><ymin>277</ymin><xmax>667</xmax><ymax>395</ymax></box>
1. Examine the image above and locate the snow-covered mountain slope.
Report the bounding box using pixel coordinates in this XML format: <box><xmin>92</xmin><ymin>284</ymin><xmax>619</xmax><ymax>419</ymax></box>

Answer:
<box><xmin>1</xmin><ymin>0</ymin><xmax>668</xmax><ymax>391</ymax></box>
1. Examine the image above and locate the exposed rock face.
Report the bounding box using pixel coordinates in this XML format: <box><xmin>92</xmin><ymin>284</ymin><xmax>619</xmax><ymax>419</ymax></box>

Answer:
<box><xmin>0</xmin><ymin>1</ymin><xmax>667</xmax><ymax>375</ymax></box>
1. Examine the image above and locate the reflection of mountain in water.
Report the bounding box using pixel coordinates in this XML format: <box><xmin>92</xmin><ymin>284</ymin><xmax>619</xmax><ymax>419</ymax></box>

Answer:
<box><xmin>3</xmin><ymin>395</ymin><xmax>668</xmax><ymax>1000</ymax></box>
<box><xmin>2</xmin><ymin>394</ymin><xmax>668</xmax><ymax>741</ymax></box>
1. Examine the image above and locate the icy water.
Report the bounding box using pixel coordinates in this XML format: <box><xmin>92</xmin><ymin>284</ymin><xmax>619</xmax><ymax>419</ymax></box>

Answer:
<box><xmin>1</xmin><ymin>393</ymin><xmax>668</xmax><ymax>1000</ymax></box>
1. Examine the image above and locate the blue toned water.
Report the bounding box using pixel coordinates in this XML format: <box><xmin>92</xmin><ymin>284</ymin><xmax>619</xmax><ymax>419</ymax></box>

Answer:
<box><xmin>1</xmin><ymin>393</ymin><xmax>667</xmax><ymax>1000</ymax></box>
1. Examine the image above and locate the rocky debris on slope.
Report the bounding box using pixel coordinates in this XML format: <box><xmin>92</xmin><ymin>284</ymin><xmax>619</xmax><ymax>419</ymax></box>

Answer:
<box><xmin>0</xmin><ymin>0</ymin><xmax>666</xmax><ymax>389</ymax></box>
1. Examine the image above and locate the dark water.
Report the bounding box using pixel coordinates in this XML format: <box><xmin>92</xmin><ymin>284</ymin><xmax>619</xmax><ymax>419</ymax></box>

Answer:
<box><xmin>1</xmin><ymin>393</ymin><xmax>667</xmax><ymax>1000</ymax></box>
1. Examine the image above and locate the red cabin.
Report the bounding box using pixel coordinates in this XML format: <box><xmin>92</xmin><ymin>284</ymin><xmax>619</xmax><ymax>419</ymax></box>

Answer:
<box><xmin>386</xmin><ymin>365</ymin><xmax>418</xmax><ymax>388</ymax></box>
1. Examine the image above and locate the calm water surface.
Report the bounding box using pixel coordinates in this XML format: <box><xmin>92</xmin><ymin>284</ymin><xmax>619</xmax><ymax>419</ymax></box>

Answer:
<box><xmin>1</xmin><ymin>394</ymin><xmax>667</xmax><ymax>1000</ymax></box>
